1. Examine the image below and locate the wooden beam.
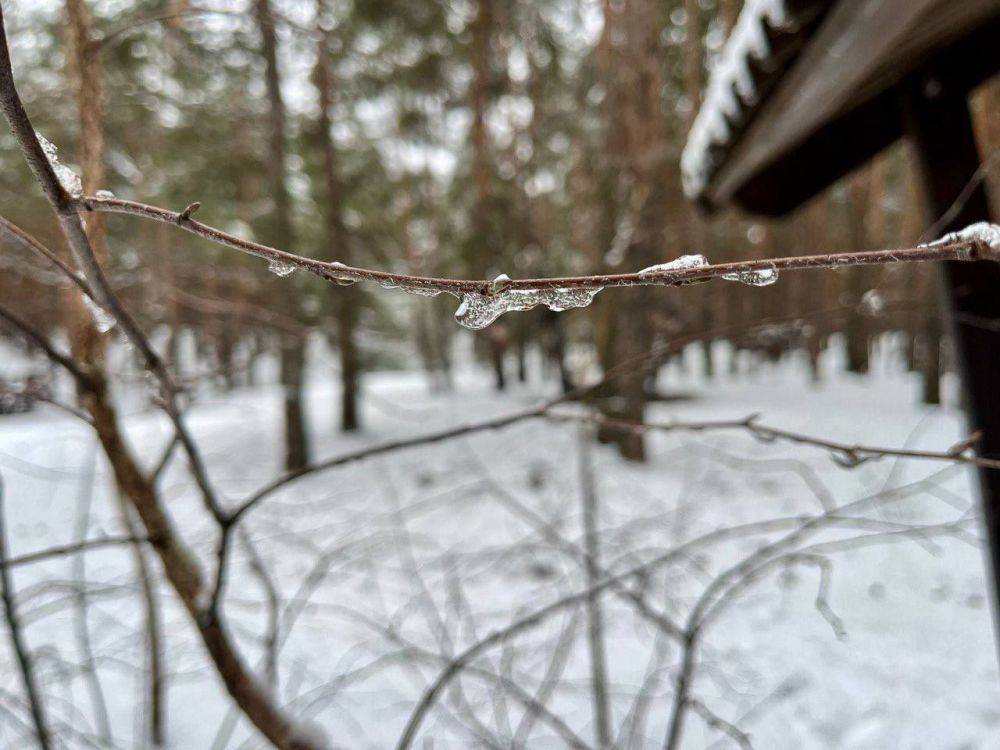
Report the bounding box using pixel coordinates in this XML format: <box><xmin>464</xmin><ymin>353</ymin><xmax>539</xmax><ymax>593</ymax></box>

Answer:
<box><xmin>728</xmin><ymin>17</ymin><xmax>1000</xmax><ymax>216</ymax></box>
<box><xmin>705</xmin><ymin>0</ymin><xmax>999</xmax><ymax>210</ymax></box>
<box><xmin>905</xmin><ymin>66</ymin><xmax>1000</xmax><ymax>666</ymax></box>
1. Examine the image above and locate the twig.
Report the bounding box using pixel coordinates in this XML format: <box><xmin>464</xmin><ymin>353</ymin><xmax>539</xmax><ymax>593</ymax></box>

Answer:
<box><xmin>71</xmin><ymin>444</ymin><xmax>113</xmax><ymax>745</ymax></box>
<box><xmin>0</xmin><ymin>302</ymin><xmax>94</xmax><ymax>388</ymax></box>
<box><xmin>687</xmin><ymin>698</ymin><xmax>753</xmax><ymax>750</ymax></box>
<box><xmin>0</xmin><ymin>472</ymin><xmax>52</xmax><ymax>750</ymax></box>
<box><xmin>238</xmin><ymin>529</ymin><xmax>280</xmax><ymax>689</ymax></box>
<box><xmin>229</xmin><ymin>404</ymin><xmax>553</xmax><ymax>523</ymax></box>
<box><xmin>150</xmin><ymin>434</ymin><xmax>180</xmax><ymax>484</ymax></box>
<box><xmin>0</xmin><ymin>214</ymin><xmax>92</xmax><ymax>298</ymax></box>
<box><xmin>550</xmin><ymin>413</ymin><xmax>1000</xmax><ymax>471</ymax></box>
<box><xmin>0</xmin><ymin>34</ymin><xmax>224</xmax><ymax>528</ymax></box>
<box><xmin>82</xmin><ymin>193</ymin><xmax>994</xmax><ymax>297</ymax></box>
<box><xmin>2</xmin><ymin>535</ymin><xmax>148</xmax><ymax>570</ymax></box>
<box><xmin>578</xmin><ymin>426</ymin><xmax>612</xmax><ymax>749</ymax></box>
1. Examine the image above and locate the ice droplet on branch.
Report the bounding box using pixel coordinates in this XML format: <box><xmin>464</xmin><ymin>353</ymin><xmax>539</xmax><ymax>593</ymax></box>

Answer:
<box><xmin>638</xmin><ymin>254</ymin><xmax>709</xmax><ymax>274</ymax></box>
<box><xmin>721</xmin><ymin>263</ymin><xmax>778</xmax><ymax>286</ymax></box>
<box><xmin>924</xmin><ymin>222</ymin><xmax>1000</xmax><ymax>254</ymax></box>
<box><xmin>82</xmin><ymin>294</ymin><xmax>116</xmax><ymax>333</ymax></box>
<box><xmin>94</xmin><ymin>189</ymin><xmax>115</xmax><ymax>200</ymax></box>
<box><xmin>267</xmin><ymin>259</ymin><xmax>296</xmax><ymax>277</ymax></box>
<box><xmin>35</xmin><ymin>131</ymin><xmax>83</xmax><ymax>199</ymax></box>
<box><xmin>376</xmin><ymin>277</ymin><xmax>444</xmax><ymax>297</ymax></box>
<box><xmin>454</xmin><ymin>286</ymin><xmax>602</xmax><ymax>330</ymax></box>
<box><xmin>327</xmin><ymin>261</ymin><xmax>357</xmax><ymax>286</ymax></box>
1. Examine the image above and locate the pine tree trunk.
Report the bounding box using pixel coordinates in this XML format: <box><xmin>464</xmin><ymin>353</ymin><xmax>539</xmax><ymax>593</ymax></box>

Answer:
<box><xmin>254</xmin><ymin>0</ymin><xmax>310</xmax><ymax>468</ymax></box>
<box><xmin>314</xmin><ymin>0</ymin><xmax>361</xmax><ymax>432</ymax></box>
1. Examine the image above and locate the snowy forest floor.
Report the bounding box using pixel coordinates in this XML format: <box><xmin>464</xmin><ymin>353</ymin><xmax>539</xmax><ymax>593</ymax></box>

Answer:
<box><xmin>1</xmin><ymin>337</ymin><xmax>999</xmax><ymax>749</ymax></box>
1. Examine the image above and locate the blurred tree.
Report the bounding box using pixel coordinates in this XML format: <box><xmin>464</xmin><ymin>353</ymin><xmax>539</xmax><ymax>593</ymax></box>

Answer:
<box><xmin>253</xmin><ymin>0</ymin><xmax>310</xmax><ymax>470</ymax></box>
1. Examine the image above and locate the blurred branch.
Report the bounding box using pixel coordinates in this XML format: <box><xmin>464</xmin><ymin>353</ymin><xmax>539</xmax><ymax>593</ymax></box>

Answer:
<box><xmin>0</xmin><ymin>214</ymin><xmax>92</xmax><ymax>298</ymax></box>
<box><xmin>0</xmin><ymin>472</ymin><xmax>53</xmax><ymax>750</ymax></box>
<box><xmin>95</xmin><ymin>7</ymin><xmax>248</xmax><ymax>50</ymax></box>
<box><xmin>688</xmin><ymin>698</ymin><xmax>754</xmax><ymax>750</ymax></box>
<box><xmin>0</xmin><ymin>301</ymin><xmax>94</xmax><ymax>387</ymax></box>
<box><xmin>551</xmin><ymin>412</ymin><xmax>1000</xmax><ymax>471</ymax></box>
<box><xmin>2</xmin><ymin>535</ymin><xmax>148</xmax><ymax>570</ymax></box>
<box><xmin>578</xmin><ymin>426</ymin><xmax>612</xmax><ymax>749</ymax></box>
<box><xmin>229</xmin><ymin>404</ymin><xmax>553</xmax><ymax>523</ymax></box>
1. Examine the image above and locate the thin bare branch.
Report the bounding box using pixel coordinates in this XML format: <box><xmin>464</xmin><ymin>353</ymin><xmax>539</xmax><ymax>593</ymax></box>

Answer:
<box><xmin>0</xmin><ymin>301</ymin><xmax>94</xmax><ymax>387</ymax></box>
<box><xmin>3</xmin><ymin>535</ymin><xmax>148</xmax><ymax>570</ymax></box>
<box><xmin>229</xmin><ymin>404</ymin><xmax>552</xmax><ymax>523</ymax></box>
<box><xmin>688</xmin><ymin>698</ymin><xmax>753</xmax><ymax>750</ymax></box>
<box><xmin>80</xmin><ymin>195</ymin><xmax>995</xmax><ymax>297</ymax></box>
<box><xmin>0</xmin><ymin>214</ymin><xmax>92</xmax><ymax>297</ymax></box>
<box><xmin>0</xmin><ymin>472</ymin><xmax>53</xmax><ymax>750</ymax></box>
<box><xmin>551</xmin><ymin>412</ymin><xmax>1000</xmax><ymax>471</ymax></box>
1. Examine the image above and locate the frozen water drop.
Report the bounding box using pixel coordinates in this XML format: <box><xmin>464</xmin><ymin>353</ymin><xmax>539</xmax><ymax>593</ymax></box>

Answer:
<box><xmin>490</xmin><ymin>273</ymin><xmax>512</xmax><ymax>293</ymax></box>
<box><xmin>267</xmin><ymin>259</ymin><xmax>296</xmax><ymax>277</ymax></box>
<box><xmin>35</xmin><ymin>131</ymin><xmax>83</xmax><ymax>198</ymax></box>
<box><xmin>454</xmin><ymin>286</ymin><xmax>601</xmax><ymax>330</ymax></box>
<box><xmin>94</xmin><ymin>189</ymin><xmax>115</xmax><ymax>200</ymax></box>
<box><xmin>638</xmin><ymin>254</ymin><xmax>708</xmax><ymax>274</ymax></box>
<box><xmin>399</xmin><ymin>284</ymin><xmax>443</xmax><ymax>298</ymax></box>
<box><xmin>721</xmin><ymin>263</ymin><xmax>778</xmax><ymax>287</ymax></box>
<box><xmin>327</xmin><ymin>261</ymin><xmax>357</xmax><ymax>286</ymax></box>
<box><xmin>83</xmin><ymin>294</ymin><xmax>116</xmax><ymax>333</ymax></box>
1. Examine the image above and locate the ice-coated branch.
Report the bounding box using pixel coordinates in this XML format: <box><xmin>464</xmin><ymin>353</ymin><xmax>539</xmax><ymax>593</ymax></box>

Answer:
<box><xmin>79</xmin><ymin>194</ymin><xmax>999</xmax><ymax>328</ymax></box>
<box><xmin>0</xmin><ymin>11</ymin><xmax>224</xmax><ymax>524</ymax></box>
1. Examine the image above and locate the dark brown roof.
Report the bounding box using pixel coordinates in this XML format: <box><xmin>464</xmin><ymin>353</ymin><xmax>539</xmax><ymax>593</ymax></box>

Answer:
<box><xmin>683</xmin><ymin>0</ymin><xmax>1000</xmax><ymax>215</ymax></box>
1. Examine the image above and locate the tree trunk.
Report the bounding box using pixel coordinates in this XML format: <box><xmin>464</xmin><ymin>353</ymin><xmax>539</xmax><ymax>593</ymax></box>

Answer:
<box><xmin>313</xmin><ymin>0</ymin><xmax>361</xmax><ymax>432</ymax></box>
<box><xmin>254</xmin><ymin>0</ymin><xmax>310</xmax><ymax>469</ymax></box>
<box><xmin>594</xmin><ymin>0</ymin><xmax>674</xmax><ymax>461</ymax></box>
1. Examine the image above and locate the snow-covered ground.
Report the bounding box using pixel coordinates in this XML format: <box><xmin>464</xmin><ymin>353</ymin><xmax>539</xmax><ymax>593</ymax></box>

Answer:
<box><xmin>1</xmin><ymin>338</ymin><xmax>998</xmax><ymax>749</ymax></box>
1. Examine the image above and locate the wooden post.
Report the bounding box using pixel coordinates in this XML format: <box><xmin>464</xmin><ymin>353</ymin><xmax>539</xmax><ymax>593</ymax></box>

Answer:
<box><xmin>906</xmin><ymin>69</ymin><xmax>1000</xmax><ymax>664</ymax></box>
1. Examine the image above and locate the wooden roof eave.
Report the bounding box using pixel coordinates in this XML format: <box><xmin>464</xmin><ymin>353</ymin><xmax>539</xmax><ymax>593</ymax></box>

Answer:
<box><xmin>690</xmin><ymin>0</ymin><xmax>1000</xmax><ymax>216</ymax></box>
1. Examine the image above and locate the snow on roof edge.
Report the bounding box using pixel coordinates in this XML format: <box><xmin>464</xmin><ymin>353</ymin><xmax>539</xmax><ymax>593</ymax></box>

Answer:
<box><xmin>680</xmin><ymin>0</ymin><xmax>798</xmax><ymax>201</ymax></box>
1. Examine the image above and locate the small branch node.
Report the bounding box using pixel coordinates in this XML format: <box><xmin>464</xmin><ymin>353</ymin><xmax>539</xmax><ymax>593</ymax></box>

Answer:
<box><xmin>178</xmin><ymin>201</ymin><xmax>201</xmax><ymax>223</ymax></box>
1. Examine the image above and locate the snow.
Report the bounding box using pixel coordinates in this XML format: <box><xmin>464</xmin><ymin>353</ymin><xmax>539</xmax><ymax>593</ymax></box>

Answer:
<box><xmin>681</xmin><ymin>0</ymin><xmax>797</xmax><ymax>198</ymax></box>
<box><xmin>35</xmin><ymin>131</ymin><xmax>83</xmax><ymax>199</ymax></box>
<box><xmin>1</xmin><ymin>339</ymin><xmax>998</xmax><ymax>748</ymax></box>
<box><xmin>927</xmin><ymin>222</ymin><xmax>1000</xmax><ymax>253</ymax></box>
<box><xmin>81</xmin><ymin>294</ymin><xmax>116</xmax><ymax>334</ymax></box>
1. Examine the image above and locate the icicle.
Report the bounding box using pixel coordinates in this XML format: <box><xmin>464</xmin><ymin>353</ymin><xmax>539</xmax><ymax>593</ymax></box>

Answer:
<box><xmin>721</xmin><ymin>263</ymin><xmax>778</xmax><ymax>286</ymax></box>
<box><xmin>83</xmin><ymin>295</ymin><xmax>116</xmax><ymax>333</ymax></box>
<box><xmin>454</xmin><ymin>286</ymin><xmax>601</xmax><ymax>330</ymax></box>
<box><xmin>267</xmin><ymin>259</ymin><xmax>296</xmax><ymax>277</ymax></box>
<box><xmin>638</xmin><ymin>254</ymin><xmax>709</xmax><ymax>275</ymax></box>
<box><xmin>94</xmin><ymin>189</ymin><xmax>115</xmax><ymax>200</ymax></box>
<box><xmin>35</xmin><ymin>131</ymin><xmax>83</xmax><ymax>198</ymax></box>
